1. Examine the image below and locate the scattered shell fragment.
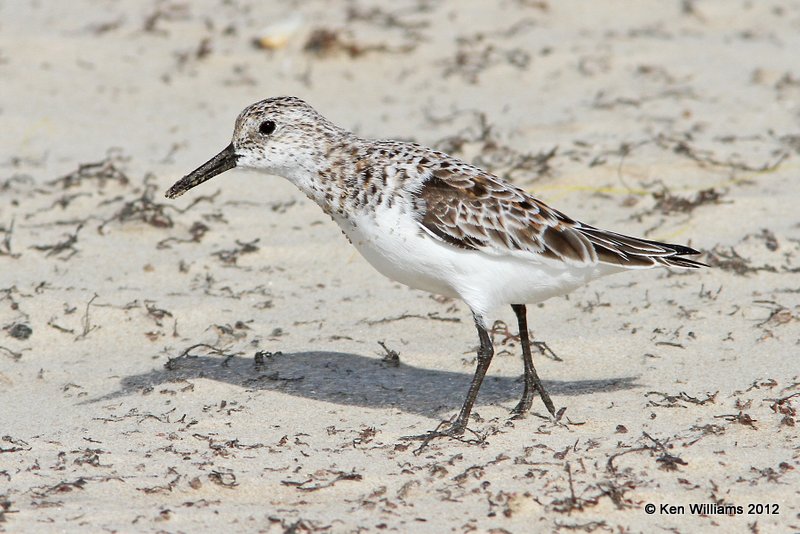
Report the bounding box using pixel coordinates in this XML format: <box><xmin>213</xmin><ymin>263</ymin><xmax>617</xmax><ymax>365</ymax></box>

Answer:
<box><xmin>254</xmin><ymin>13</ymin><xmax>304</xmax><ymax>50</ymax></box>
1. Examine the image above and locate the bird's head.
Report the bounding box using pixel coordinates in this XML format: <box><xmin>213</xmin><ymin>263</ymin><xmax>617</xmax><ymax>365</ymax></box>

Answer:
<box><xmin>165</xmin><ymin>96</ymin><xmax>341</xmax><ymax>199</ymax></box>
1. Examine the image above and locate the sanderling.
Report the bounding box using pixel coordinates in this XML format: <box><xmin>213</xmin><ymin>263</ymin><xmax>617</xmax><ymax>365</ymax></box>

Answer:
<box><xmin>166</xmin><ymin>96</ymin><xmax>704</xmax><ymax>439</ymax></box>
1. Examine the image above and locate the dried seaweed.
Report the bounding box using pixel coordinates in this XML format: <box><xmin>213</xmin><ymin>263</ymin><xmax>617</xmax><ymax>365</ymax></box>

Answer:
<box><xmin>304</xmin><ymin>28</ymin><xmax>414</xmax><ymax>58</ymax></box>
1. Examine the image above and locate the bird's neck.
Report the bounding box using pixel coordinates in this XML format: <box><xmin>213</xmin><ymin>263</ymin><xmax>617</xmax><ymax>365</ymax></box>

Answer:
<box><xmin>281</xmin><ymin>134</ymin><xmax>373</xmax><ymax>218</ymax></box>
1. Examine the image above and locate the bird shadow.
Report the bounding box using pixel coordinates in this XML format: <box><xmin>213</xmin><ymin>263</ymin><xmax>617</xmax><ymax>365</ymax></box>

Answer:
<box><xmin>87</xmin><ymin>351</ymin><xmax>640</xmax><ymax>418</ymax></box>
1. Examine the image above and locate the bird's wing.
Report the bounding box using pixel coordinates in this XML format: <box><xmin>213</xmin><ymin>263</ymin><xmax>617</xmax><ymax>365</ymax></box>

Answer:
<box><xmin>417</xmin><ymin>166</ymin><xmax>704</xmax><ymax>269</ymax></box>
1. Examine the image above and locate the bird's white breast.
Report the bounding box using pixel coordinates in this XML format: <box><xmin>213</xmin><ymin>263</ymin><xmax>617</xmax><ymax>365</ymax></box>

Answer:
<box><xmin>333</xmin><ymin>206</ymin><xmax>462</xmax><ymax>299</ymax></box>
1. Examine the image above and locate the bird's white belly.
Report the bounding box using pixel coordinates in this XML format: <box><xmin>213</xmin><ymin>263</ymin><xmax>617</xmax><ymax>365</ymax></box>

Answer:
<box><xmin>333</xmin><ymin>209</ymin><xmax>619</xmax><ymax>316</ymax></box>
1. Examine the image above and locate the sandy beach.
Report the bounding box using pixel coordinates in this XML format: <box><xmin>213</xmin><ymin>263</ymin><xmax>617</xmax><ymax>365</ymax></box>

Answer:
<box><xmin>1</xmin><ymin>0</ymin><xmax>798</xmax><ymax>532</ymax></box>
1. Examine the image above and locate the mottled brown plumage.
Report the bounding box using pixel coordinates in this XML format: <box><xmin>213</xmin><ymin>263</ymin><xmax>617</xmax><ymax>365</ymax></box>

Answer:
<box><xmin>418</xmin><ymin>164</ymin><xmax>704</xmax><ymax>269</ymax></box>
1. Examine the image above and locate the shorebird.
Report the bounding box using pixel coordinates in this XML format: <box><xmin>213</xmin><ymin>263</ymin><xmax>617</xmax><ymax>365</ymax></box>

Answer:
<box><xmin>166</xmin><ymin>96</ymin><xmax>704</xmax><ymax>439</ymax></box>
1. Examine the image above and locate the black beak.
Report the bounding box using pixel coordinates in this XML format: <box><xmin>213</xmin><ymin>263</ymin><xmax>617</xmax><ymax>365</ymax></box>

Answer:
<box><xmin>165</xmin><ymin>143</ymin><xmax>238</xmax><ymax>199</ymax></box>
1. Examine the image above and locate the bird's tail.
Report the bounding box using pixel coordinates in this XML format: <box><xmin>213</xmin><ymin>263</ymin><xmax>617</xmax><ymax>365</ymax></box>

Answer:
<box><xmin>578</xmin><ymin>226</ymin><xmax>706</xmax><ymax>269</ymax></box>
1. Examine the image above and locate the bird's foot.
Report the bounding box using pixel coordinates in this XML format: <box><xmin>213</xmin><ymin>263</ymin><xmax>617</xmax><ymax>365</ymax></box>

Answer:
<box><xmin>400</xmin><ymin>417</ymin><xmax>483</xmax><ymax>453</ymax></box>
<box><xmin>510</xmin><ymin>384</ymin><xmax>556</xmax><ymax>419</ymax></box>
<box><xmin>537</xmin><ymin>387</ymin><xmax>556</xmax><ymax>417</ymax></box>
<box><xmin>401</xmin><ymin>418</ymin><xmax>466</xmax><ymax>441</ymax></box>
<box><xmin>509</xmin><ymin>396</ymin><xmax>533</xmax><ymax>419</ymax></box>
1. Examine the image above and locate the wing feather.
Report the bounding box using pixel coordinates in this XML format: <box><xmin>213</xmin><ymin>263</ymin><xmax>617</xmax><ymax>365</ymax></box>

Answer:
<box><xmin>417</xmin><ymin>166</ymin><xmax>704</xmax><ymax>269</ymax></box>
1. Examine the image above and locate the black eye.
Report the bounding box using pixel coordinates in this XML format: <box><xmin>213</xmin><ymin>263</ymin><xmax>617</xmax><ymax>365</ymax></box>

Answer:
<box><xmin>259</xmin><ymin>120</ymin><xmax>276</xmax><ymax>135</ymax></box>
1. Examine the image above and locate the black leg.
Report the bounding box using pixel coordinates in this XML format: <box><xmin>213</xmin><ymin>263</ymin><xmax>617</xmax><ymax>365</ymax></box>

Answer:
<box><xmin>511</xmin><ymin>304</ymin><xmax>556</xmax><ymax>417</ymax></box>
<box><xmin>402</xmin><ymin>311</ymin><xmax>494</xmax><ymax>441</ymax></box>
<box><xmin>446</xmin><ymin>311</ymin><xmax>495</xmax><ymax>435</ymax></box>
